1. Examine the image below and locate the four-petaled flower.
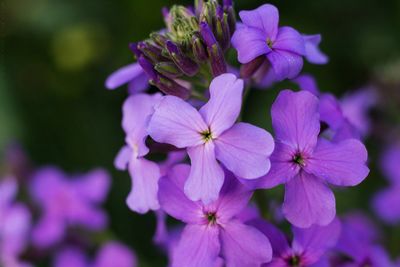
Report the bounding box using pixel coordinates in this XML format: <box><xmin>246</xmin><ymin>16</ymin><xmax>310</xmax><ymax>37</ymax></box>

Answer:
<box><xmin>148</xmin><ymin>73</ymin><xmax>274</xmax><ymax>204</ymax></box>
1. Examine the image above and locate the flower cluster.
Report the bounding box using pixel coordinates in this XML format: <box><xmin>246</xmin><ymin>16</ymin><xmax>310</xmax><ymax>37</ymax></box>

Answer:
<box><xmin>0</xmin><ymin>147</ymin><xmax>137</xmax><ymax>267</ymax></box>
<box><xmin>103</xmin><ymin>1</ymin><xmax>400</xmax><ymax>266</ymax></box>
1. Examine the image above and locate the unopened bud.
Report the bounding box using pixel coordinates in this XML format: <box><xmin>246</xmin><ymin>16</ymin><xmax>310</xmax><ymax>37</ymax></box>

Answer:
<box><xmin>166</xmin><ymin>41</ymin><xmax>199</xmax><ymax>76</ymax></box>
<box><xmin>150</xmin><ymin>33</ymin><xmax>169</xmax><ymax>48</ymax></box>
<box><xmin>215</xmin><ymin>7</ymin><xmax>231</xmax><ymax>51</ymax></box>
<box><xmin>192</xmin><ymin>34</ymin><xmax>208</xmax><ymax>62</ymax></box>
<box><xmin>138</xmin><ymin>55</ymin><xmax>157</xmax><ymax>80</ymax></box>
<box><xmin>150</xmin><ymin>75</ymin><xmax>191</xmax><ymax>100</ymax></box>
<box><xmin>137</xmin><ymin>41</ymin><xmax>165</xmax><ymax>63</ymax></box>
<box><xmin>155</xmin><ymin>62</ymin><xmax>183</xmax><ymax>79</ymax></box>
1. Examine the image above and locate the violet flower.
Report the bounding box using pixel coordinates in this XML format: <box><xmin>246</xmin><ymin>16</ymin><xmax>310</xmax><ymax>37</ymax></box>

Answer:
<box><xmin>30</xmin><ymin>167</ymin><xmax>110</xmax><ymax>248</ymax></box>
<box><xmin>114</xmin><ymin>93</ymin><xmax>163</xmax><ymax>213</ymax></box>
<box><xmin>250</xmin><ymin>218</ymin><xmax>341</xmax><ymax>267</ymax></box>
<box><xmin>302</xmin><ymin>34</ymin><xmax>329</xmax><ymax>65</ymax></box>
<box><xmin>335</xmin><ymin>213</ymin><xmax>398</xmax><ymax>267</ymax></box>
<box><xmin>158</xmin><ymin>164</ymin><xmax>272</xmax><ymax>267</ymax></box>
<box><xmin>54</xmin><ymin>241</ymin><xmax>137</xmax><ymax>267</ymax></box>
<box><xmin>0</xmin><ymin>178</ymin><xmax>31</xmax><ymax>267</ymax></box>
<box><xmin>232</xmin><ymin>4</ymin><xmax>306</xmax><ymax>82</ymax></box>
<box><xmin>105</xmin><ymin>63</ymin><xmax>149</xmax><ymax>94</ymax></box>
<box><xmin>250</xmin><ymin>90</ymin><xmax>369</xmax><ymax>228</ymax></box>
<box><xmin>148</xmin><ymin>74</ymin><xmax>274</xmax><ymax>203</ymax></box>
<box><xmin>373</xmin><ymin>145</ymin><xmax>400</xmax><ymax>224</ymax></box>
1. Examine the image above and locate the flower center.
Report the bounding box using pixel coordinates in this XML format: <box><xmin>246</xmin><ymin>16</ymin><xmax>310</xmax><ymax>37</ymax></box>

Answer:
<box><xmin>266</xmin><ymin>38</ymin><xmax>273</xmax><ymax>48</ymax></box>
<box><xmin>292</xmin><ymin>152</ymin><xmax>306</xmax><ymax>167</ymax></box>
<box><xmin>205</xmin><ymin>211</ymin><xmax>218</xmax><ymax>225</ymax></box>
<box><xmin>201</xmin><ymin>129</ymin><xmax>213</xmax><ymax>142</ymax></box>
<box><xmin>287</xmin><ymin>255</ymin><xmax>301</xmax><ymax>267</ymax></box>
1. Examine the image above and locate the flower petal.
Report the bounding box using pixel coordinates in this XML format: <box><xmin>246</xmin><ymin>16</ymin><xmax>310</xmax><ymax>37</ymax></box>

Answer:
<box><xmin>54</xmin><ymin>248</ymin><xmax>88</xmax><ymax>267</ymax></box>
<box><xmin>303</xmin><ymin>34</ymin><xmax>329</xmax><ymax>64</ymax></box>
<box><xmin>73</xmin><ymin>169</ymin><xmax>110</xmax><ymax>203</ymax></box>
<box><xmin>220</xmin><ymin>220</ymin><xmax>272</xmax><ymax>267</ymax></box>
<box><xmin>273</xmin><ymin>26</ymin><xmax>305</xmax><ymax>55</ymax></box>
<box><xmin>105</xmin><ymin>63</ymin><xmax>144</xmax><ymax>90</ymax></box>
<box><xmin>172</xmin><ymin>224</ymin><xmax>220</xmax><ymax>267</ymax></box>
<box><xmin>292</xmin><ymin>74</ymin><xmax>320</xmax><ymax>96</ymax></box>
<box><xmin>292</xmin><ymin>218</ymin><xmax>341</xmax><ymax>264</ymax></box>
<box><xmin>158</xmin><ymin>164</ymin><xmax>203</xmax><ymax>224</ymax></box>
<box><xmin>271</xmin><ymin>90</ymin><xmax>320</xmax><ymax>154</ymax></box>
<box><xmin>114</xmin><ymin>146</ymin><xmax>132</xmax><ymax>171</ymax></box>
<box><xmin>200</xmin><ymin>74</ymin><xmax>244</xmax><ymax>137</ymax></box>
<box><xmin>283</xmin><ymin>172</ymin><xmax>336</xmax><ymax>228</ymax></box>
<box><xmin>239</xmin><ymin>4</ymin><xmax>279</xmax><ymax>40</ymax></box>
<box><xmin>186</xmin><ymin>142</ymin><xmax>224</xmax><ymax>204</ymax></box>
<box><xmin>214</xmin><ymin>122</ymin><xmax>274</xmax><ymax>179</ymax></box>
<box><xmin>267</xmin><ymin>50</ymin><xmax>304</xmax><ymax>81</ymax></box>
<box><xmin>231</xmin><ymin>27</ymin><xmax>270</xmax><ymax>64</ymax></box>
<box><xmin>126</xmin><ymin>158</ymin><xmax>160</xmax><ymax>214</ymax></box>
<box><xmin>305</xmin><ymin>139</ymin><xmax>369</xmax><ymax>186</ymax></box>
<box><xmin>373</xmin><ymin>186</ymin><xmax>400</xmax><ymax>224</ymax></box>
<box><xmin>148</xmin><ymin>96</ymin><xmax>208</xmax><ymax>148</ymax></box>
<box><xmin>32</xmin><ymin>215</ymin><xmax>65</xmax><ymax>248</ymax></box>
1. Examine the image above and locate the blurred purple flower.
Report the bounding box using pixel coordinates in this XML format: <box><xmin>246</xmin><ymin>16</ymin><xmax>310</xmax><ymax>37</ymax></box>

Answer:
<box><xmin>148</xmin><ymin>74</ymin><xmax>274</xmax><ymax>204</ymax></box>
<box><xmin>373</xmin><ymin>145</ymin><xmax>400</xmax><ymax>224</ymax></box>
<box><xmin>105</xmin><ymin>63</ymin><xmax>149</xmax><ymax>94</ymax></box>
<box><xmin>335</xmin><ymin>213</ymin><xmax>398</xmax><ymax>267</ymax></box>
<box><xmin>158</xmin><ymin>164</ymin><xmax>272</xmax><ymax>267</ymax></box>
<box><xmin>232</xmin><ymin>4</ymin><xmax>305</xmax><ymax>82</ymax></box>
<box><xmin>251</xmin><ymin>90</ymin><xmax>369</xmax><ymax>228</ymax></box>
<box><xmin>30</xmin><ymin>167</ymin><xmax>110</xmax><ymax>248</ymax></box>
<box><xmin>114</xmin><ymin>93</ymin><xmax>163</xmax><ymax>214</ymax></box>
<box><xmin>250</xmin><ymin>218</ymin><xmax>341</xmax><ymax>267</ymax></box>
<box><xmin>303</xmin><ymin>34</ymin><xmax>329</xmax><ymax>65</ymax></box>
<box><xmin>0</xmin><ymin>178</ymin><xmax>32</xmax><ymax>267</ymax></box>
<box><xmin>54</xmin><ymin>241</ymin><xmax>137</xmax><ymax>267</ymax></box>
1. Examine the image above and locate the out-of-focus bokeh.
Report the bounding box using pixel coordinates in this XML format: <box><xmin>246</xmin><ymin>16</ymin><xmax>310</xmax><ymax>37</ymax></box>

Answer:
<box><xmin>2</xmin><ymin>0</ymin><xmax>400</xmax><ymax>265</ymax></box>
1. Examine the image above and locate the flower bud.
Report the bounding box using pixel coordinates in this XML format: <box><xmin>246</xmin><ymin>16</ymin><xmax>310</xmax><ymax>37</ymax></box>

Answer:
<box><xmin>224</xmin><ymin>5</ymin><xmax>236</xmax><ymax>35</ymax></box>
<box><xmin>194</xmin><ymin>0</ymin><xmax>204</xmax><ymax>17</ymax></box>
<box><xmin>166</xmin><ymin>41</ymin><xmax>199</xmax><ymax>77</ymax></box>
<box><xmin>200</xmin><ymin>22</ymin><xmax>227</xmax><ymax>76</ymax></box>
<box><xmin>150</xmin><ymin>32</ymin><xmax>169</xmax><ymax>48</ymax></box>
<box><xmin>137</xmin><ymin>41</ymin><xmax>165</xmax><ymax>63</ymax></box>
<box><xmin>150</xmin><ymin>74</ymin><xmax>191</xmax><ymax>100</ymax></box>
<box><xmin>137</xmin><ymin>55</ymin><xmax>157</xmax><ymax>80</ymax></box>
<box><xmin>129</xmin><ymin>43</ymin><xmax>141</xmax><ymax>58</ymax></box>
<box><xmin>214</xmin><ymin>7</ymin><xmax>230</xmax><ymax>51</ymax></box>
<box><xmin>155</xmin><ymin>62</ymin><xmax>183</xmax><ymax>79</ymax></box>
<box><xmin>192</xmin><ymin>34</ymin><xmax>208</xmax><ymax>63</ymax></box>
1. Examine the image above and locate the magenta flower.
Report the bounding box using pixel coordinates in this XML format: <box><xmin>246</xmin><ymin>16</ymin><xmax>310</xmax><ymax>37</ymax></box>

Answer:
<box><xmin>30</xmin><ymin>167</ymin><xmax>110</xmax><ymax>248</ymax></box>
<box><xmin>232</xmin><ymin>4</ymin><xmax>305</xmax><ymax>82</ymax></box>
<box><xmin>158</xmin><ymin>164</ymin><xmax>272</xmax><ymax>267</ymax></box>
<box><xmin>252</xmin><ymin>90</ymin><xmax>369</xmax><ymax>228</ymax></box>
<box><xmin>148</xmin><ymin>74</ymin><xmax>274</xmax><ymax>203</ymax></box>
<box><xmin>114</xmin><ymin>93</ymin><xmax>163</xmax><ymax>213</ymax></box>
<box><xmin>0</xmin><ymin>178</ymin><xmax>31</xmax><ymax>267</ymax></box>
<box><xmin>373</xmin><ymin>145</ymin><xmax>400</xmax><ymax>224</ymax></box>
<box><xmin>54</xmin><ymin>241</ymin><xmax>137</xmax><ymax>267</ymax></box>
<box><xmin>250</xmin><ymin>218</ymin><xmax>341</xmax><ymax>267</ymax></box>
<box><xmin>105</xmin><ymin>63</ymin><xmax>149</xmax><ymax>94</ymax></box>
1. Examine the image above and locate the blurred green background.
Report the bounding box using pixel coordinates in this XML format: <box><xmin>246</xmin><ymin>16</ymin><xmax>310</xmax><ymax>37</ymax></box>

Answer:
<box><xmin>2</xmin><ymin>0</ymin><xmax>400</xmax><ymax>266</ymax></box>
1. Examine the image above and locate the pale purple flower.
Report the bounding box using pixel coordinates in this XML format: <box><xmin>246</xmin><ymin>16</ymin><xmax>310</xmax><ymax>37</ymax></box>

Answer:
<box><xmin>232</xmin><ymin>4</ymin><xmax>306</xmax><ymax>82</ymax></box>
<box><xmin>105</xmin><ymin>63</ymin><xmax>149</xmax><ymax>94</ymax></box>
<box><xmin>0</xmin><ymin>178</ymin><xmax>31</xmax><ymax>267</ymax></box>
<box><xmin>114</xmin><ymin>93</ymin><xmax>163</xmax><ymax>213</ymax></box>
<box><xmin>251</xmin><ymin>90</ymin><xmax>369</xmax><ymax>228</ymax></box>
<box><xmin>303</xmin><ymin>34</ymin><xmax>329</xmax><ymax>65</ymax></box>
<box><xmin>335</xmin><ymin>213</ymin><xmax>398</xmax><ymax>267</ymax></box>
<box><xmin>373</xmin><ymin>145</ymin><xmax>400</xmax><ymax>224</ymax></box>
<box><xmin>30</xmin><ymin>167</ymin><xmax>110</xmax><ymax>248</ymax></box>
<box><xmin>158</xmin><ymin>164</ymin><xmax>273</xmax><ymax>267</ymax></box>
<box><xmin>250</xmin><ymin>218</ymin><xmax>341</xmax><ymax>267</ymax></box>
<box><xmin>148</xmin><ymin>74</ymin><xmax>274</xmax><ymax>203</ymax></box>
<box><xmin>292</xmin><ymin>74</ymin><xmax>320</xmax><ymax>96</ymax></box>
<box><xmin>54</xmin><ymin>241</ymin><xmax>137</xmax><ymax>267</ymax></box>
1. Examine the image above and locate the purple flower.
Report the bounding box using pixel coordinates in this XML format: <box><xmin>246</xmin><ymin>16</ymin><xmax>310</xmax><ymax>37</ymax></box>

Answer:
<box><xmin>114</xmin><ymin>93</ymin><xmax>163</xmax><ymax>213</ymax></box>
<box><xmin>54</xmin><ymin>241</ymin><xmax>137</xmax><ymax>267</ymax></box>
<box><xmin>292</xmin><ymin>74</ymin><xmax>320</xmax><ymax>96</ymax></box>
<box><xmin>335</xmin><ymin>213</ymin><xmax>398</xmax><ymax>267</ymax></box>
<box><xmin>250</xmin><ymin>218</ymin><xmax>341</xmax><ymax>267</ymax></box>
<box><xmin>302</xmin><ymin>34</ymin><xmax>329</xmax><ymax>65</ymax></box>
<box><xmin>0</xmin><ymin>178</ymin><xmax>31</xmax><ymax>267</ymax></box>
<box><xmin>148</xmin><ymin>74</ymin><xmax>274</xmax><ymax>203</ymax></box>
<box><xmin>158</xmin><ymin>164</ymin><xmax>273</xmax><ymax>267</ymax></box>
<box><xmin>232</xmin><ymin>4</ymin><xmax>306</xmax><ymax>82</ymax></box>
<box><xmin>30</xmin><ymin>167</ymin><xmax>110</xmax><ymax>248</ymax></box>
<box><xmin>251</xmin><ymin>90</ymin><xmax>369</xmax><ymax>228</ymax></box>
<box><xmin>373</xmin><ymin>145</ymin><xmax>400</xmax><ymax>224</ymax></box>
<box><xmin>105</xmin><ymin>63</ymin><xmax>149</xmax><ymax>94</ymax></box>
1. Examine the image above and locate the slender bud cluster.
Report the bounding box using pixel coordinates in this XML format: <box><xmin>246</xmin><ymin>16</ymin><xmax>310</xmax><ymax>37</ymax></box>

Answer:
<box><xmin>130</xmin><ymin>0</ymin><xmax>236</xmax><ymax>99</ymax></box>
